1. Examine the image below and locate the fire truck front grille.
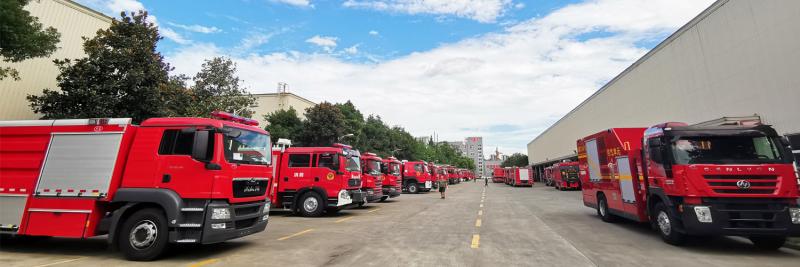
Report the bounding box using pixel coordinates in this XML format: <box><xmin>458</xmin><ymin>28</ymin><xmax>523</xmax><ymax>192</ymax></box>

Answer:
<box><xmin>705</xmin><ymin>198</ymin><xmax>790</xmax><ymax>232</ymax></box>
<box><xmin>232</xmin><ymin>179</ymin><xmax>268</xmax><ymax>198</ymax></box>
<box><xmin>234</xmin><ymin>218</ymin><xmax>258</xmax><ymax>229</ymax></box>
<box><xmin>234</xmin><ymin>205</ymin><xmax>260</xmax><ymax>217</ymax></box>
<box><xmin>703</xmin><ymin>175</ymin><xmax>778</xmax><ymax>195</ymax></box>
<box><xmin>348</xmin><ymin>178</ymin><xmax>361</xmax><ymax>187</ymax></box>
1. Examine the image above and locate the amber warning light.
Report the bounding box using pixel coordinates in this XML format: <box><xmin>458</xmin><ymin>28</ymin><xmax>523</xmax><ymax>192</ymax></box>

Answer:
<box><xmin>211</xmin><ymin>111</ymin><xmax>259</xmax><ymax>126</ymax></box>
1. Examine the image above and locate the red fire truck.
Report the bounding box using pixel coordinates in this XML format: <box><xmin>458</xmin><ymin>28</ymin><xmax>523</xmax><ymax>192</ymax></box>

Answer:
<box><xmin>543</xmin><ymin>166</ymin><xmax>555</xmax><ymax>186</ymax></box>
<box><xmin>270</xmin><ymin>141</ymin><xmax>365</xmax><ymax>217</ymax></box>
<box><xmin>504</xmin><ymin>167</ymin><xmax>533</xmax><ymax>187</ymax></box>
<box><xmin>553</xmin><ymin>162</ymin><xmax>580</xmax><ymax>190</ymax></box>
<box><xmin>402</xmin><ymin>160</ymin><xmax>432</xmax><ymax>193</ymax></box>
<box><xmin>492</xmin><ymin>168</ymin><xmax>505</xmax><ymax>183</ymax></box>
<box><xmin>0</xmin><ymin>113</ymin><xmax>272</xmax><ymax>260</ymax></box>
<box><xmin>578</xmin><ymin>123</ymin><xmax>800</xmax><ymax>249</ymax></box>
<box><xmin>446</xmin><ymin>166</ymin><xmax>459</xmax><ymax>184</ymax></box>
<box><xmin>360</xmin><ymin>152</ymin><xmax>384</xmax><ymax>205</ymax></box>
<box><xmin>380</xmin><ymin>156</ymin><xmax>402</xmax><ymax>201</ymax></box>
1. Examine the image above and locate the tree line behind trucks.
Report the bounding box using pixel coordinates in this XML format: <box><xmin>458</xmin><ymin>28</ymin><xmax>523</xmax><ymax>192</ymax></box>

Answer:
<box><xmin>0</xmin><ymin>112</ymin><xmax>475</xmax><ymax>261</ymax></box>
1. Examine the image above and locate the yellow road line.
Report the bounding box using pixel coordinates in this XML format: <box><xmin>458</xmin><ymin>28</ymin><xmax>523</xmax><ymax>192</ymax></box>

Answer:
<box><xmin>478</xmin><ymin>210</ymin><xmax>483</xmax><ymax>216</ymax></box>
<box><xmin>189</xmin><ymin>258</ymin><xmax>220</xmax><ymax>267</ymax></box>
<box><xmin>480</xmin><ymin>204</ymin><xmax>483</xmax><ymax>208</ymax></box>
<box><xmin>475</xmin><ymin>219</ymin><xmax>482</xmax><ymax>227</ymax></box>
<box><xmin>277</xmin><ymin>229</ymin><xmax>314</xmax><ymax>241</ymax></box>
<box><xmin>33</xmin><ymin>257</ymin><xmax>87</xmax><ymax>267</ymax></box>
<box><xmin>471</xmin><ymin>234</ymin><xmax>480</xmax><ymax>249</ymax></box>
<box><xmin>367</xmin><ymin>207</ymin><xmax>382</xmax><ymax>213</ymax></box>
<box><xmin>335</xmin><ymin>217</ymin><xmax>354</xmax><ymax>223</ymax></box>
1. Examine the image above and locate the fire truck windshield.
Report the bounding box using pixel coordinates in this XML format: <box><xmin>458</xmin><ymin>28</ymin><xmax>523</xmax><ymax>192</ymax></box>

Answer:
<box><xmin>222</xmin><ymin>127</ymin><xmax>271</xmax><ymax>165</ymax></box>
<box><xmin>389</xmin><ymin>163</ymin><xmax>401</xmax><ymax>176</ymax></box>
<box><xmin>671</xmin><ymin>135</ymin><xmax>784</xmax><ymax>164</ymax></box>
<box><xmin>344</xmin><ymin>155</ymin><xmax>360</xmax><ymax>172</ymax></box>
<box><xmin>365</xmin><ymin>160</ymin><xmax>381</xmax><ymax>175</ymax></box>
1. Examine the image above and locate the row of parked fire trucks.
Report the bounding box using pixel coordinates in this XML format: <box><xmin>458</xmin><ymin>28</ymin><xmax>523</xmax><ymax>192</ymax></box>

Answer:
<box><xmin>0</xmin><ymin>113</ymin><xmax>475</xmax><ymax>261</ymax></box>
<box><xmin>491</xmin><ymin>166</ymin><xmax>533</xmax><ymax>187</ymax></box>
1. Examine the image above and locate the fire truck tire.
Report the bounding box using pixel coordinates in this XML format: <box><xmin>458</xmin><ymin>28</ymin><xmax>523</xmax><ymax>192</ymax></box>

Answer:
<box><xmin>379</xmin><ymin>196</ymin><xmax>389</xmax><ymax>202</ymax></box>
<box><xmin>654</xmin><ymin>202</ymin><xmax>685</xmax><ymax>245</ymax></box>
<box><xmin>298</xmin><ymin>192</ymin><xmax>325</xmax><ymax>217</ymax></box>
<box><xmin>407</xmin><ymin>183</ymin><xmax>419</xmax><ymax>194</ymax></box>
<box><xmin>749</xmin><ymin>236</ymin><xmax>786</xmax><ymax>250</ymax></box>
<box><xmin>597</xmin><ymin>195</ymin><xmax>616</xmax><ymax>223</ymax></box>
<box><xmin>118</xmin><ymin>208</ymin><xmax>169</xmax><ymax>261</ymax></box>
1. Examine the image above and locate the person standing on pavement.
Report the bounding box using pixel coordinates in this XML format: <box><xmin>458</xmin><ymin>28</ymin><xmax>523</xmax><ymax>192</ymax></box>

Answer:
<box><xmin>485</xmin><ymin>177</ymin><xmax>488</xmax><ymax>186</ymax></box>
<box><xmin>438</xmin><ymin>172</ymin><xmax>448</xmax><ymax>199</ymax></box>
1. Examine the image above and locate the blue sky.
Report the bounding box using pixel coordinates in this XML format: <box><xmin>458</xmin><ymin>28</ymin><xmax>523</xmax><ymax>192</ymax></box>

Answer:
<box><xmin>77</xmin><ymin>0</ymin><xmax>714</xmax><ymax>157</ymax></box>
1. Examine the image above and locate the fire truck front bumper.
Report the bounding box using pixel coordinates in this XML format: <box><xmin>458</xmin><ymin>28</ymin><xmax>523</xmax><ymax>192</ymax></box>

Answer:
<box><xmin>364</xmin><ymin>188</ymin><xmax>383</xmax><ymax>202</ymax></box>
<box><xmin>382</xmin><ymin>186</ymin><xmax>401</xmax><ymax>198</ymax></box>
<box><xmin>201</xmin><ymin>200</ymin><xmax>270</xmax><ymax>244</ymax></box>
<box><xmin>678</xmin><ymin>198</ymin><xmax>800</xmax><ymax>237</ymax></box>
<box><xmin>349</xmin><ymin>189</ymin><xmax>367</xmax><ymax>205</ymax></box>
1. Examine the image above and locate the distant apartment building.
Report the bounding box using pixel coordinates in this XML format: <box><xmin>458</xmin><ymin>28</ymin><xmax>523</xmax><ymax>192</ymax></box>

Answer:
<box><xmin>447</xmin><ymin>137</ymin><xmax>485</xmax><ymax>176</ymax></box>
<box><xmin>251</xmin><ymin>91</ymin><xmax>315</xmax><ymax>127</ymax></box>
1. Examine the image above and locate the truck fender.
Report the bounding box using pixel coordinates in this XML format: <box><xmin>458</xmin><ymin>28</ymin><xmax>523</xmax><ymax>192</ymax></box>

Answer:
<box><xmin>105</xmin><ymin>203</ymin><xmax>137</xmax><ymax>246</ymax></box>
<box><xmin>111</xmin><ymin>188</ymin><xmax>183</xmax><ymax>227</ymax></box>
<box><xmin>647</xmin><ymin>188</ymin><xmax>686</xmax><ymax>233</ymax></box>
<box><xmin>294</xmin><ymin>187</ymin><xmax>328</xmax><ymax>209</ymax></box>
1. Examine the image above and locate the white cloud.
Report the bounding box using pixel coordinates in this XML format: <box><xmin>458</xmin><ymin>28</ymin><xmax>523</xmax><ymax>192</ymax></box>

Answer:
<box><xmin>369</xmin><ymin>30</ymin><xmax>379</xmax><ymax>36</ymax></box>
<box><xmin>167</xmin><ymin>22</ymin><xmax>222</xmax><ymax>34</ymax></box>
<box><xmin>305</xmin><ymin>35</ymin><xmax>338</xmax><ymax>52</ymax></box>
<box><xmin>343</xmin><ymin>0</ymin><xmax>513</xmax><ymax>23</ymax></box>
<box><xmin>270</xmin><ymin>0</ymin><xmax>312</xmax><ymax>7</ymax></box>
<box><xmin>160</xmin><ymin>28</ymin><xmax>191</xmax><ymax>44</ymax></box>
<box><xmin>344</xmin><ymin>44</ymin><xmax>360</xmax><ymax>54</ymax></box>
<box><xmin>514</xmin><ymin>3</ymin><xmax>524</xmax><ymax>9</ymax></box>
<box><xmin>166</xmin><ymin>0</ymin><xmax>714</xmax><ymax>155</ymax></box>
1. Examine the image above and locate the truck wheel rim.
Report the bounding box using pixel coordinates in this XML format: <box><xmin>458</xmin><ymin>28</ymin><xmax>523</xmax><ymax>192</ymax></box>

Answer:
<box><xmin>657</xmin><ymin>211</ymin><xmax>671</xmax><ymax>235</ymax></box>
<box><xmin>130</xmin><ymin>220</ymin><xmax>158</xmax><ymax>250</ymax></box>
<box><xmin>599</xmin><ymin>200</ymin><xmax>607</xmax><ymax>216</ymax></box>
<box><xmin>304</xmin><ymin>197</ymin><xmax>318</xmax><ymax>212</ymax></box>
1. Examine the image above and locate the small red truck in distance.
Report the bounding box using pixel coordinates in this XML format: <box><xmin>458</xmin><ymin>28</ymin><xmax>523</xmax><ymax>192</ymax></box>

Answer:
<box><xmin>360</xmin><ymin>152</ymin><xmax>384</xmax><ymax>204</ymax></box>
<box><xmin>505</xmin><ymin>167</ymin><xmax>533</xmax><ymax>187</ymax></box>
<box><xmin>553</xmin><ymin>162</ymin><xmax>580</xmax><ymax>190</ymax></box>
<box><xmin>0</xmin><ymin>113</ymin><xmax>271</xmax><ymax>260</ymax></box>
<box><xmin>380</xmin><ymin>156</ymin><xmax>402</xmax><ymax>201</ymax></box>
<box><xmin>492</xmin><ymin>167</ymin><xmax>505</xmax><ymax>183</ymax></box>
<box><xmin>270</xmin><ymin>141</ymin><xmax>365</xmax><ymax>217</ymax></box>
<box><xmin>578</xmin><ymin>123</ymin><xmax>800</xmax><ymax>249</ymax></box>
<box><xmin>543</xmin><ymin>166</ymin><xmax>555</xmax><ymax>186</ymax></box>
<box><xmin>402</xmin><ymin>160</ymin><xmax>433</xmax><ymax>193</ymax></box>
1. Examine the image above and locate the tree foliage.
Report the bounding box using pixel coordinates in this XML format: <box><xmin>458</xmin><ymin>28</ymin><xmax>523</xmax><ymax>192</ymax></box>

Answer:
<box><xmin>27</xmin><ymin>11</ymin><xmax>174</xmax><ymax>123</ymax></box>
<box><xmin>299</xmin><ymin>102</ymin><xmax>346</xmax><ymax>147</ymax></box>
<box><xmin>187</xmin><ymin>57</ymin><xmax>256</xmax><ymax>118</ymax></box>
<box><xmin>0</xmin><ymin>0</ymin><xmax>61</xmax><ymax>80</ymax></box>
<box><xmin>263</xmin><ymin>107</ymin><xmax>302</xmax><ymax>143</ymax></box>
<box><xmin>501</xmin><ymin>153</ymin><xmax>529</xmax><ymax>167</ymax></box>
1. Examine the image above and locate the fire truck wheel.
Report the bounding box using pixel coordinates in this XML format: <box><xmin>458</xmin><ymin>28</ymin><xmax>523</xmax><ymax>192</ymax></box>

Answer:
<box><xmin>298</xmin><ymin>192</ymin><xmax>325</xmax><ymax>217</ymax></box>
<box><xmin>654</xmin><ymin>202</ymin><xmax>685</xmax><ymax>245</ymax></box>
<box><xmin>597</xmin><ymin>195</ymin><xmax>616</xmax><ymax>223</ymax></box>
<box><xmin>407</xmin><ymin>183</ymin><xmax>419</xmax><ymax>194</ymax></box>
<box><xmin>749</xmin><ymin>236</ymin><xmax>786</xmax><ymax>250</ymax></box>
<box><xmin>379</xmin><ymin>196</ymin><xmax>389</xmax><ymax>202</ymax></box>
<box><xmin>118</xmin><ymin>208</ymin><xmax>168</xmax><ymax>261</ymax></box>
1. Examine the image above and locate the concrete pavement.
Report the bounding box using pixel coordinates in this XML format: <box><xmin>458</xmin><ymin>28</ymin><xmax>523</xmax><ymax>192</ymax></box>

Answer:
<box><xmin>1</xmin><ymin>181</ymin><xmax>799</xmax><ymax>266</ymax></box>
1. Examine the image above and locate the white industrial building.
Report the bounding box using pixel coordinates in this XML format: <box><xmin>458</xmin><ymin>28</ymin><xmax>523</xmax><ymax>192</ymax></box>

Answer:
<box><xmin>527</xmin><ymin>0</ymin><xmax>800</xmax><ymax>173</ymax></box>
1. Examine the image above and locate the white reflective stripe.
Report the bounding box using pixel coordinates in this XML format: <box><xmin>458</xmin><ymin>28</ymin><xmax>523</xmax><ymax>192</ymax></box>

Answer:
<box><xmin>0</xmin><ymin>193</ymin><xmax>28</xmax><ymax>197</ymax></box>
<box><xmin>233</xmin><ymin>177</ymin><xmax>269</xmax><ymax>181</ymax></box>
<box><xmin>0</xmin><ymin>118</ymin><xmax>131</xmax><ymax>127</ymax></box>
<box><xmin>27</xmin><ymin>208</ymin><xmax>92</xmax><ymax>213</ymax></box>
<box><xmin>0</xmin><ymin>120</ymin><xmax>55</xmax><ymax>126</ymax></box>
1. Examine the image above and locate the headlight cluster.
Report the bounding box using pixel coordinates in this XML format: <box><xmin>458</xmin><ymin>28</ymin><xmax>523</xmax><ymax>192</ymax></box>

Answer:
<box><xmin>339</xmin><ymin>190</ymin><xmax>350</xmax><ymax>200</ymax></box>
<box><xmin>693</xmin><ymin>206</ymin><xmax>712</xmax><ymax>223</ymax></box>
<box><xmin>211</xmin><ymin>208</ymin><xmax>231</xmax><ymax>220</ymax></box>
<box><xmin>790</xmin><ymin>208</ymin><xmax>800</xmax><ymax>224</ymax></box>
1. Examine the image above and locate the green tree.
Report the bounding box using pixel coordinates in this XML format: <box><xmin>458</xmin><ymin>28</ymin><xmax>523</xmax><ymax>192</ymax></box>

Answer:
<box><xmin>334</xmin><ymin>101</ymin><xmax>364</xmax><ymax>143</ymax></box>
<box><xmin>299</xmin><ymin>102</ymin><xmax>346</xmax><ymax>146</ymax></box>
<box><xmin>1</xmin><ymin>0</ymin><xmax>61</xmax><ymax>80</ymax></box>
<box><xmin>27</xmin><ymin>11</ymin><xmax>179</xmax><ymax>123</ymax></box>
<box><xmin>501</xmin><ymin>153</ymin><xmax>529</xmax><ymax>167</ymax></box>
<box><xmin>187</xmin><ymin>57</ymin><xmax>256</xmax><ymax>118</ymax></box>
<box><xmin>263</xmin><ymin>107</ymin><xmax>302</xmax><ymax>143</ymax></box>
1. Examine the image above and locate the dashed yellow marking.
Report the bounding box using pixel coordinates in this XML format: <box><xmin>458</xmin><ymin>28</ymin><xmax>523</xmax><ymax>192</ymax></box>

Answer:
<box><xmin>335</xmin><ymin>217</ymin><xmax>354</xmax><ymax>223</ymax></box>
<box><xmin>471</xmin><ymin>234</ymin><xmax>480</xmax><ymax>248</ymax></box>
<box><xmin>367</xmin><ymin>208</ymin><xmax>382</xmax><ymax>213</ymax></box>
<box><xmin>277</xmin><ymin>229</ymin><xmax>314</xmax><ymax>241</ymax></box>
<box><xmin>33</xmin><ymin>257</ymin><xmax>87</xmax><ymax>267</ymax></box>
<box><xmin>480</xmin><ymin>204</ymin><xmax>483</xmax><ymax>208</ymax></box>
<box><xmin>475</xmin><ymin>218</ymin><xmax>482</xmax><ymax>227</ymax></box>
<box><xmin>478</xmin><ymin>210</ymin><xmax>483</xmax><ymax>216</ymax></box>
<box><xmin>189</xmin><ymin>258</ymin><xmax>220</xmax><ymax>267</ymax></box>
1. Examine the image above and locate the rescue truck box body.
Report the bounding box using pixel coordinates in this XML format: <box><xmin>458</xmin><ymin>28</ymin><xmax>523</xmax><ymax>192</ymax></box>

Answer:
<box><xmin>553</xmin><ymin>162</ymin><xmax>580</xmax><ymax>190</ymax></box>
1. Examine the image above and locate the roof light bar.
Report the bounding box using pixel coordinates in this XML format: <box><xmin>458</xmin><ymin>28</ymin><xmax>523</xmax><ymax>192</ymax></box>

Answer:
<box><xmin>210</xmin><ymin>111</ymin><xmax>259</xmax><ymax>126</ymax></box>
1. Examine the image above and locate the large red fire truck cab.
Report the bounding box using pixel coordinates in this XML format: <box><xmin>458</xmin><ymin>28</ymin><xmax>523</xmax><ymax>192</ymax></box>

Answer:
<box><xmin>360</xmin><ymin>152</ymin><xmax>384</xmax><ymax>204</ymax></box>
<box><xmin>270</xmin><ymin>141</ymin><xmax>365</xmax><ymax>217</ymax></box>
<box><xmin>578</xmin><ymin>123</ymin><xmax>800</xmax><ymax>249</ymax></box>
<box><xmin>380</xmin><ymin>157</ymin><xmax>402</xmax><ymax>200</ymax></box>
<box><xmin>553</xmin><ymin>162</ymin><xmax>580</xmax><ymax>190</ymax></box>
<box><xmin>0</xmin><ymin>114</ymin><xmax>272</xmax><ymax>261</ymax></box>
<box><xmin>492</xmin><ymin>168</ymin><xmax>505</xmax><ymax>183</ymax></box>
<box><xmin>402</xmin><ymin>161</ymin><xmax>432</xmax><ymax>193</ymax></box>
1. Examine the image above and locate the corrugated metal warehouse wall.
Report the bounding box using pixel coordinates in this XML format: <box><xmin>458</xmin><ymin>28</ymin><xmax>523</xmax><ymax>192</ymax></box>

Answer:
<box><xmin>527</xmin><ymin>0</ymin><xmax>800</xmax><ymax>166</ymax></box>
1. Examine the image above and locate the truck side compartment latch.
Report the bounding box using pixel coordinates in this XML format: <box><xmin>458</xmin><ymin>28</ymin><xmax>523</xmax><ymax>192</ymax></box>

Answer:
<box><xmin>162</xmin><ymin>174</ymin><xmax>171</xmax><ymax>183</ymax></box>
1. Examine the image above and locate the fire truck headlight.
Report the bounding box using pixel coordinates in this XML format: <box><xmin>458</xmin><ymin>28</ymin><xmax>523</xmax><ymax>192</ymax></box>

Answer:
<box><xmin>693</xmin><ymin>206</ymin><xmax>712</xmax><ymax>223</ymax></box>
<box><xmin>790</xmin><ymin>208</ymin><xmax>800</xmax><ymax>224</ymax></box>
<box><xmin>211</xmin><ymin>208</ymin><xmax>231</xmax><ymax>220</ymax></box>
<box><xmin>339</xmin><ymin>190</ymin><xmax>350</xmax><ymax>200</ymax></box>
<box><xmin>211</xmin><ymin>223</ymin><xmax>226</xmax><ymax>229</ymax></box>
<box><xmin>263</xmin><ymin>201</ymin><xmax>271</xmax><ymax>214</ymax></box>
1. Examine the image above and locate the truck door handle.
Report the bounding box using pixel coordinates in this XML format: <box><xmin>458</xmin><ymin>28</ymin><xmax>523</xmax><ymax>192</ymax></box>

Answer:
<box><xmin>162</xmin><ymin>174</ymin><xmax>171</xmax><ymax>183</ymax></box>
<box><xmin>284</xmin><ymin>177</ymin><xmax>288</xmax><ymax>182</ymax></box>
<box><xmin>315</xmin><ymin>177</ymin><xmax>319</xmax><ymax>182</ymax></box>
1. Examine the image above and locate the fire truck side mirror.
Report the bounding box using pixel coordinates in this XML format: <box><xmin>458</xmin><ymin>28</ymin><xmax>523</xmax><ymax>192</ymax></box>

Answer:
<box><xmin>192</xmin><ymin>130</ymin><xmax>212</xmax><ymax>162</ymax></box>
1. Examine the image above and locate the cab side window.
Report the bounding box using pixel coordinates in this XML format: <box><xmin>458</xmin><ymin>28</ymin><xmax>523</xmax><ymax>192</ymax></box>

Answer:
<box><xmin>288</xmin><ymin>154</ymin><xmax>311</xmax><ymax>167</ymax></box>
<box><xmin>159</xmin><ymin>129</ymin><xmax>194</xmax><ymax>155</ymax></box>
<box><xmin>318</xmin><ymin>153</ymin><xmax>336</xmax><ymax>170</ymax></box>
